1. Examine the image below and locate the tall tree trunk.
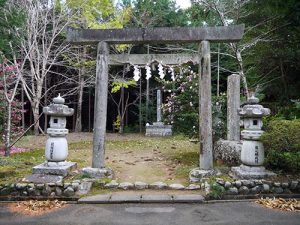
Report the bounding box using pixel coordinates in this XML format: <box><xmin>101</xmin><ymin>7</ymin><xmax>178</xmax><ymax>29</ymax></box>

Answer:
<box><xmin>33</xmin><ymin>100</ymin><xmax>40</xmax><ymax>135</ymax></box>
<box><xmin>280</xmin><ymin>59</ymin><xmax>288</xmax><ymax>99</ymax></box>
<box><xmin>44</xmin><ymin>75</ymin><xmax>48</xmax><ymax>132</ymax></box>
<box><xmin>119</xmin><ymin>87</ymin><xmax>125</xmax><ymax>134</ymax></box>
<box><xmin>72</xmin><ymin>97</ymin><xmax>76</xmax><ymax>131</ymax></box>
<box><xmin>217</xmin><ymin>43</ymin><xmax>220</xmax><ymax>97</ymax></box>
<box><xmin>75</xmin><ymin>72</ymin><xmax>84</xmax><ymax>132</ymax></box>
<box><xmin>88</xmin><ymin>87</ymin><xmax>91</xmax><ymax>132</ymax></box>
<box><xmin>125</xmin><ymin>107</ymin><xmax>128</xmax><ymax>126</ymax></box>
<box><xmin>5</xmin><ymin>102</ymin><xmax>12</xmax><ymax>156</ymax></box>
<box><xmin>21</xmin><ymin>86</ymin><xmax>25</xmax><ymax>130</ymax></box>
<box><xmin>146</xmin><ymin>79</ymin><xmax>149</xmax><ymax>122</ymax></box>
<box><xmin>32</xmin><ymin>80</ymin><xmax>43</xmax><ymax>135</ymax></box>
<box><xmin>75</xmin><ymin>47</ymin><xmax>86</xmax><ymax>132</ymax></box>
<box><xmin>146</xmin><ymin>45</ymin><xmax>150</xmax><ymax>123</ymax></box>
<box><xmin>235</xmin><ymin>49</ymin><xmax>250</xmax><ymax>100</ymax></box>
<box><xmin>29</xmin><ymin>104</ymin><xmax>32</xmax><ymax>126</ymax></box>
<box><xmin>119</xmin><ymin>65</ymin><xmax>126</xmax><ymax>134</ymax></box>
<box><xmin>139</xmin><ymin>74</ymin><xmax>142</xmax><ymax>133</ymax></box>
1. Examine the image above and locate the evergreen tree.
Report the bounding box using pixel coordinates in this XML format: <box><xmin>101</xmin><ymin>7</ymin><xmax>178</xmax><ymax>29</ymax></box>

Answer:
<box><xmin>0</xmin><ymin>0</ymin><xmax>24</xmax><ymax>57</ymax></box>
<box><xmin>244</xmin><ymin>0</ymin><xmax>300</xmax><ymax>102</ymax></box>
<box><xmin>126</xmin><ymin>0</ymin><xmax>188</xmax><ymax>27</ymax></box>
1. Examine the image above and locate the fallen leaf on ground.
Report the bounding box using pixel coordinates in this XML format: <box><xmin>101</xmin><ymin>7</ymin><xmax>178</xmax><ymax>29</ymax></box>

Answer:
<box><xmin>256</xmin><ymin>197</ymin><xmax>300</xmax><ymax>212</ymax></box>
<box><xmin>8</xmin><ymin>200</ymin><xmax>67</xmax><ymax>216</ymax></box>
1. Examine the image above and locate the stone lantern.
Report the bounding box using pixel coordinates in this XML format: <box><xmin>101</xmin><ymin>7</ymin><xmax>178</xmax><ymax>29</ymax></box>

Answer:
<box><xmin>231</xmin><ymin>94</ymin><xmax>276</xmax><ymax>179</ymax></box>
<box><xmin>29</xmin><ymin>94</ymin><xmax>77</xmax><ymax>179</ymax></box>
<box><xmin>44</xmin><ymin>94</ymin><xmax>74</xmax><ymax>162</ymax></box>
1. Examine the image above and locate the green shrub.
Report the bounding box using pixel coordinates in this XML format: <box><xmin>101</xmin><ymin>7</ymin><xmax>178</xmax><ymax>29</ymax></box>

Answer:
<box><xmin>265</xmin><ymin>150</ymin><xmax>300</xmax><ymax>172</ymax></box>
<box><xmin>173</xmin><ymin>112</ymin><xmax>199</xmax><ymax>138</ymax></box>
<box><xmin>207</xmin><ymin>184</ymin><xmax>225</xmax><ymax>200</ymax></box>
<box><xmin>262</xmin><ymin>120</ymin><xmax>300</xmax><ymax>153</ymax></box>
<box><xmin>261</xmin><ymin>119</ymin><xmax>300</xmax><ymax>172</ymax></box>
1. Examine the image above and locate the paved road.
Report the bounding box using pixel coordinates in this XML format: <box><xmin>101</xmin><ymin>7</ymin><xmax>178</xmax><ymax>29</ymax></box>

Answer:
<box><xmin>0</xmin><ymin>201</ymin><xmax>299</xmax><ymax>225</ymax></box>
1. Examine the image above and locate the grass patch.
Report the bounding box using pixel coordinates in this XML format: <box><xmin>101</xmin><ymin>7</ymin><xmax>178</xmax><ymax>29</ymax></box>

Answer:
<box><xmin>0</xmin><ymin>166</ymin><xmax>16</xmax><ymax>178</ymax></box>
<box><xmin>169</xmin><ymin>151</ymin><xmax>198</xmax><ymax>166</ymax></box>
<box><xmin>165</xmin><ymin>147</ymin><xmax>199</xmax><ymax>182</ymax></box>
<box><xmin>69</xmin><ymin>141</ymin><xmax>92</xmax><ymax>149</ymax></box>
<box><xmin>68</xmin><ymin>142</ymin><xmax>92</xmax><ymax>168</ymax></box>
<box><xmin>13</xmin><ymin>135</ymin><xmax>35</xmax><ymax>148</ymax></box>
<box><xmin>0</xmin><ymin>134</ymin><xmax>208</xmax><ymax>185</ymax></box>
<box><xmin>0</xmin><ymin>148</ymin><xmax>44</xmax><ymax>183</ymax></box>
<box><xmin>87</xmin><ymin>188</ymin><xmax>117</xmax><ymax>196</ymax></box>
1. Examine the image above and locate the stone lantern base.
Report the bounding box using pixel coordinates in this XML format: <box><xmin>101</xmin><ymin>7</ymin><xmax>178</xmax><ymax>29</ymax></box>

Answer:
<box><xmin>231</xmin><ymin>164</ymin><xmax>276</xmax><ymax>179</ymax></box>
<box><xmin>32</xmin><ymin>161</ymin><xmax>77</xmax><ymax>177</ymax></box>
<box><xmin>145</xmin><ymin>122</ymin><xmax>172</xmax><ymax>137</ymax></box>
<box><xmin>24</xmin><ymin>161</ymin><xmax>77</xmax><ymax>183</ymax></box>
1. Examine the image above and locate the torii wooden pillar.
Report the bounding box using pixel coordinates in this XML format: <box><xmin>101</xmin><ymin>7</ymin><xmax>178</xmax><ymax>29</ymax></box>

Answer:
<box><xmin>67</xmin><ymin>25</ymin><xmax>245</xmax><ymax>170</ymax></box>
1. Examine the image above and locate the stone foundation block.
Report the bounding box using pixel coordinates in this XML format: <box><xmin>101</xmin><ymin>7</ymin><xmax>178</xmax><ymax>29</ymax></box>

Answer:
<box><xmin>231</xmin><ymin>165</ymin><xmax>276</xmax><ymax>179</ymax></box>
<box><xmin>145</xmin><ymin>123</ymin><xmax>172</xmax><ymax>137</ymax></box>
<box><xmin>32</xmin><ymin>161</ymin><xmax>77</xmax><ymax>177</ymax></box>
<box><xmin>23</xmin><ymin>174</ymin><xmax>63</xmax><ymax>184</ymax></box>
<box><xmin>81</xmin><ymin>167</ymin><xmax>114</xmax><ymax>179</ymax></box>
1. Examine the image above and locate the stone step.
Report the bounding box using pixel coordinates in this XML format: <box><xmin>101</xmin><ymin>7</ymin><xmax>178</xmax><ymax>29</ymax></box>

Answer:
<box><xmin>78</xmin><ymin>193</ymin><xmax>204</xmax><ymax>204</ymax></box>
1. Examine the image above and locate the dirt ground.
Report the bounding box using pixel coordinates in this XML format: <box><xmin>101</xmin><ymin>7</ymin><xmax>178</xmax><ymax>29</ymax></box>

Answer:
<box><xmin>15</xmin><ymin>133</ymin><xmax>199</xmax><ymax>184</ymax></box>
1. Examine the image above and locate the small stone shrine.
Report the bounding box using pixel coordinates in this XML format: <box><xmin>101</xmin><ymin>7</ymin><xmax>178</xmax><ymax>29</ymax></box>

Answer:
<box><xmin>231</xmin><ymin>94</ymin><xmax>276</xmax><ymax>179</ymax></box>
<box><xmin>24</xmin><ymin>94</ymin><xmax>77</xmax><ymax>183</ymax></box>
<box><xmin>146</xmin><ymin>90</ymin><xmax>172</xmax><ymax>136</ymax></box>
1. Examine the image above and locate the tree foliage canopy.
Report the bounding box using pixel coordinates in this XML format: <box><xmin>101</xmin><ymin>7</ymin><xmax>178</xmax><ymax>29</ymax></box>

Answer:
<box><xmin>0</xmin><ymin>0</ymin><xmax>299</xmax><ymax>137</ymax></box>
<box><xmin>0</xmin><ymin>0</ymin><xmax>24</xmax><ymax>56</ymax></box>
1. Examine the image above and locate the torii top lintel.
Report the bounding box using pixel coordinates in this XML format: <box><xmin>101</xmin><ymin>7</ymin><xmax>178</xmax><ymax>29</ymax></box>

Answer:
<box><xmin>67</xmin><ymin>25</ymin><xmax>245</xmax><ymax>44</ymax></box>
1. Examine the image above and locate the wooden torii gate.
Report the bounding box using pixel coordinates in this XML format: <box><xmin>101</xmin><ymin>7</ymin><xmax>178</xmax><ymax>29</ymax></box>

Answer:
<box><xmin>67</xmin><ymin>25</ymin><xmax>245</xmax><ymax>175</ymax></box>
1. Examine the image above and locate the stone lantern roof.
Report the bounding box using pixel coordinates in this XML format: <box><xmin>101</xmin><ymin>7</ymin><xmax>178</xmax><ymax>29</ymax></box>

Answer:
<box><xmin>238</xmin><ymin>95</ymin><xmax>270</xmax><ymax>118</ymax></box>
<box><xmin>43</xmin><ymin>94</ymin><xmax>74</xmax><ymax>117</ymax></box>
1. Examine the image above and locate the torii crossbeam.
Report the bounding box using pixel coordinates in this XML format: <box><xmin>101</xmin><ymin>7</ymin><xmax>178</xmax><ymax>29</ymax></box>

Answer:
<box><xmin>67</xmin><ymin>25</ymin><xmax>244</xmax><ymax>44</ymax></box>
<box><xmin>67</xmin><ymin>25</ymin><xmax>245</xmax><ymax>177</ymax></box>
